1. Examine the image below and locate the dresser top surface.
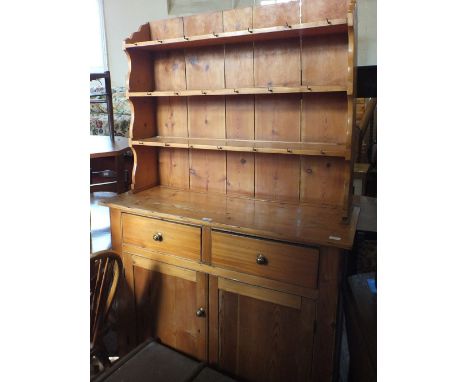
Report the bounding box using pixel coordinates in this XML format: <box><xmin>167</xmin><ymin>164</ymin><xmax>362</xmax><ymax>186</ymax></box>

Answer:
<box><xmin>102</xmin><ymin>186</ymin><xmax>359</xmax><ymax>249</ymax></box>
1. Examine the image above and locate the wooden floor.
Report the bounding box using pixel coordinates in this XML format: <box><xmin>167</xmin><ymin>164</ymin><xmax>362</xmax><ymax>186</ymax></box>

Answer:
<box><xmin>90</xmin><ymin>192</ymin><xmax>114</xmax><ymax>252</ymax></box>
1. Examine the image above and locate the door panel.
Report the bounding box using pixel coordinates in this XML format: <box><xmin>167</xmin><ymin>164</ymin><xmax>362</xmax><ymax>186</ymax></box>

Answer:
<box><xmin>132</xmin><ymin>255</ymin><xmax>208</xmax><ymax>360</ymax></box>
<box><xmin>216</xmin><ymin>277</ymin><xmax>316</xmax><ymax>382</ymax></box>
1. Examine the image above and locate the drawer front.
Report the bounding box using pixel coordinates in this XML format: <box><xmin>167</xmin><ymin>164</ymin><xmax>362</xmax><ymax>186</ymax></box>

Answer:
<box><xmin>211</xmin><ymin>231</ymin><xmax>319</xmax><ymax>289</ymax></box>
<box><xmin>122</xmin><ymin>214</ymin><xmax>201</xmax><ymax>261</ymax></box>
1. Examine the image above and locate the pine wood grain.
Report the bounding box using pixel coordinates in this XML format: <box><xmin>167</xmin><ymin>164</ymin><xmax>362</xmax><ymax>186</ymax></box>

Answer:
<box><xmin>124</xmin><ymin>20</ymin><xmax>347</xmax><ymax>52</ymax></box>
<box><xmin>123</xmin><ymin>243</ymin><xmax>319</xmax><ymax>299</ymax></box>
<box><xmin>255</xmin><ymin>94</ymin><xmax>301</xmax><ymax>141</ymax></box>
<box><xmin>300</xmin><ymin>156</ymin><xmax>347</xmax><ymax>206</ymax></box>
<box><xmin>255</xmin><ymin>154</ymin><xmax>300</xmax><ymax>202</ymax></box>
<box><xmin>201</xmin><ymin>225</ymin><xmax>212</xmax><ymax>264</ymax></box>
<box><xmin>226</xmin><ymin>95</ymin><xmax>254</xmax><ymax>139</ymax></box>
<box><xmin>223</xmin><ymin>7</ymin><xmax>252</xmax><ymax>32</ymax></box>
<box><xmin>183</xmin><ymin>11</ymin><xmax>223</xmax><ymax>37</ymax></box>
<box><xmin>218</xmin><ymin>278</ymin><xmax>301</xmax><ymax>309</ymax></box>
<box><xmin>302</xmin><ymin>0</ymin><xmax>348</xmax><ymax>23</ymax></box>
<box><xmin>302</xmin><ymin>93</ymin><xmax>348</xmax><ymax>144</ymax></box>
<box><xmin>254</xmin><ymin>39</ymin><xmax>301</xmax><ymax>87</ymax></box>
<box><xmin>132</xmin><ymin>137</ymin><xmax>348</xmax><ymax>158</ymax></box>
<box><xmin>302</xmin><ymin>33</ymin><xmax>348</xmax><ymax>87</ymax></box>
<box><xmin>133</xmin><ymin>255</ymin><xmax>197</xmax><ymax>282</ymax></box>
<box><xmin>208</xmin><ymin>275</ymin><xmax>219</xmax><ymax>365</ymax></box>
<box><xmin>153</xmin><ymin>50</ymin><xmax>187</xmax><ymax>91</ymax></box>
<box><xmin>226</xmin><ymin>152</ymin><xmax>254</xmax><ymax>197</ymax></box>
<box><xmin>189</xmin><ymin>151</ymin><xmax>226</xmax><ymax>194</ymax></box>
<box><xmin>129</xmin><ymin>98</ymin><xmax>156</xmax><ymax>140</ymax></box>
<box><xmin>158</xmin><ymin>147</ymin><xmax>189</xmax><ymax>189</ymax></box>
<box><xmin>133</xmin><ymin>257</ymin><xmax>207</xmax><ymax>360</ymax></box>
<box><xmin>125</xmin><ymin>22</ymin><xmax>150</xmax><ymax>44</ymax></box>
<box><xmin>122</xmin><ymin>213</ymin><xmax>201</xmax><ymax>261</ymax></box>
<box><xmin>128</xmin><ymin>85</ymin><xmax>347</xmax><ymax>97</ymax></box>
<box><xmin>156</xmin><ymin>97</ymin><xmax>188</xmax><ymax>137</ymax></box>
<box><xmin>225</xmin><ymin>43</ymin><xmax>254</xmax><ymax>88</ymax></box>
<box><xmin>149</xmin><ymin>17</ymin><xmax>184</xmax><ymax>40</ymax></box>
<box><xmin>253</xmin><ymin>2</ymin><xmax>300</xmax><ymax>28</ymax></box>
<box><xmin>311</xmin><ymin>246</ymin><xmax>343</xmax><ymax>382</ymax></box>
<box><xmin>131</xmin><ymin>145</ymin><xmax>158</xmax><ymax>192</ymax></box>
<box><xmin>126</xmin><ymin>49</ymin><xmax>154</xmax><ymax>92</ymax></box>
<box><xmin>217</xmin><ymin>285</ymin><xmax>316</xmax><ymax>382</ymax></box>
<box><xmin>110</xmin><ymin>210</ymin><xmax>136</xmax><ymax>354</ymax></box>
<box><xmin>185</xmin><ymin>46</ymin><xmax>225</xmax><ymax>90</ymax></box>
<box><xmin>212</xmin><ymin>231</ymin><xmax>319</xmax><ymax>289</ymax></box>
<box><xmin>103</xmin><ymin>187</ymin><xmax>359</xmax><ymax>249</ymax></box>
<box><xmin>188</xmin><ymin>96</ymin><xmax>225</xmax><ymax>139</ymax></box>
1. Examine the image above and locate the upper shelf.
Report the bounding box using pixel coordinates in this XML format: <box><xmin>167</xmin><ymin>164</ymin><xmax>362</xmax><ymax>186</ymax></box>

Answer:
<box><xmin>128</xmin><ymin>85</ymin><xmax>349</xmax><ymax>98</ymax></box>
<box><xmin>124</xmin><ymin>18</ymin><xmax>348</xmax><ymax>52</ymax></box>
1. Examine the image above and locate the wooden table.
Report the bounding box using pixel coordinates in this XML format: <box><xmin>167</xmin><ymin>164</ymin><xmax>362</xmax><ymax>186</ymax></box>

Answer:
<box><xmin>90</xmin><ymin>136</ymin><xmax>131</xmax><ymax>194</ymax></box>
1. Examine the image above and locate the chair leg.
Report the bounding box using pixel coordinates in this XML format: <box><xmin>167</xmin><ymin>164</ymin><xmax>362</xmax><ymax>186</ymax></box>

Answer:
<box><xmin>92</xmin><ymin>341</ymin><xmax>112</xmax><ymax>369</ymax></box>
<box><xmin>95</xmin><ymin>348</ymin><xmax>111</xmax><ymax>368</ymax></box>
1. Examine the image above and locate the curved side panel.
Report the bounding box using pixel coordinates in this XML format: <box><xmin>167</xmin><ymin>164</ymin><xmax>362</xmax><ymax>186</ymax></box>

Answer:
<box><xmin>125</xmin><ymin>49</ymin><xmax>154</xmax><ymax>92</ymax></box>
<box><xmin>342</xmin><ymin>0</ymin><xmax>358</xmax><ymax>219</ymax></box>
<box><xmin>131</xmin><ymin>145</ymin><xmax>159</xmax><ymax>193</ymax></box>
<box><xmin>128</xmin><ymin>98</ymin><xmax>156</xmax><ymax>140</ymax></box>
<box><xmin>125</xmin><ymin>22</ymin><xmax>150</xmax><ymax>44</ymax></box>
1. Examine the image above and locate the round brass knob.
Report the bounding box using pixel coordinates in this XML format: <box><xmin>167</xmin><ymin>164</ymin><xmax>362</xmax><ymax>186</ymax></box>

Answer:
<box><xmin>256</xmin><ymin>254</ymin><xmax>268</xmax><ymax>265</ymax></box>
<box><xmin>153</xmin><ymin>233</ymin><xmax>163</xmax><ymax>242</ymax></box>
<box><xmin>196</xmin><ymin>307</ymin><xmax>206</xmax><ymax>317</ymax></box>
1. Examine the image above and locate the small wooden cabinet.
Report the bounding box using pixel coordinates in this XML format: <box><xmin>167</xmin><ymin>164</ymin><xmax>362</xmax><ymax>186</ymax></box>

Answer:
<box><xmin>106</xmin><ymin>201</ymin><xmax>355</xmax><ymax>382</ymax></box>
<box><xmin>103</xmin><ymin>1</ymin><xmax>359</xmax><ymax>381</ymax></box>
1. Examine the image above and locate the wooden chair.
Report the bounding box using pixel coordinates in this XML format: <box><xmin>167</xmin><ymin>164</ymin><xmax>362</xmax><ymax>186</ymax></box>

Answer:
<box><xmin>91</xmin><ymin>250</ymin><xmax>123</xmax><ymax>367</ymax></box>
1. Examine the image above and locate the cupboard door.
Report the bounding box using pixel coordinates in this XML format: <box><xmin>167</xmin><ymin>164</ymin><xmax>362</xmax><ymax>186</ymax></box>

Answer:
<box><xmin>132</xmin><ymin>255</ymin><xmax>208</xmax><ymax>360</ymax></box>
<box><xmin>213</xmin><ymin>277</ymin><xmax>316</xmax><ymax>382</ymax></box>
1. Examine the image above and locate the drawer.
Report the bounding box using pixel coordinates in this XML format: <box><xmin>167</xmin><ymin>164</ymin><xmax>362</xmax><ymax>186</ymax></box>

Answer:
<box><xmin>122</xmin><ymin>214</ymin><xmax>201</xmax><ymax>261</ymax></box>
<box><xmin>211</xmin><ymin>231</ymin><xmax>319</xmax><ymax>289</ymax></box>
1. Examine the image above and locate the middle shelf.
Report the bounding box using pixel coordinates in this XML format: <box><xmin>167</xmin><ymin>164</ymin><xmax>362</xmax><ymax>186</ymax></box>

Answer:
<box><xmin>128</xmin><ymin>85</ymin><xmax>349</xmax><ymax>98</ymax></box>
<box><xmin>131</xmin><ymin>136</ymin><xmax>349</xmax><ymax>158</ymax></box>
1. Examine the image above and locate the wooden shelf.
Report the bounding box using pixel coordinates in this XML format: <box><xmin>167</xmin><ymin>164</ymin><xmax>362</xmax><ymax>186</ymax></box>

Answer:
<box><xmin>128</xmin><ymin>85</ymin><xmax>348</xmax><ymax>98</ymax></box>
<box><xmin>101</xmin><ymin>186</ymin><xmax>359</xmax><ymax>250</ymax></box>
<box><xmin>124</xmin><ymin>19</ymin><xmax>347</xmax><ymax>52</ymax></box>
<box><xmin>131</xmin><ymin>137</ymin><xmax>349</xmax><ymax>158</ymax></box>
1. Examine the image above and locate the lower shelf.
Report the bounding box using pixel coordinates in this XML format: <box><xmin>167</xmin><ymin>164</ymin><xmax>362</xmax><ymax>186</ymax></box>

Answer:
<box><xmin>131</xmin><ymin>136</ymin><xmax>349</xmax><ymax>158</ymax></box>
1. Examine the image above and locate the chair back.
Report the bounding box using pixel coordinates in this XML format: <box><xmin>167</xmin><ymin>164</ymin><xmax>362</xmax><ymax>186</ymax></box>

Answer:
<box><xmin>91</xmin><ymin>250</ymin><xmax>123</xmax><ymax>346</ymax></box>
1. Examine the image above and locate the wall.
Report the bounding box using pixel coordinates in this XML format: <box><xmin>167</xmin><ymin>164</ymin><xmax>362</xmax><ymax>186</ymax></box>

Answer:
<box><xmin>357</xmin><ymin>0</ymin><xmax>377</xmax><ymax>67</ymax></box>
<box><xmin>103</xmin><ymin>0</ymin><xmax>376</xmax><ymax>87</ymax></box>
<box><xmin>103</xmin><ymin>0</ymin><xmax>169</xmax><ymax>87</ymax></box>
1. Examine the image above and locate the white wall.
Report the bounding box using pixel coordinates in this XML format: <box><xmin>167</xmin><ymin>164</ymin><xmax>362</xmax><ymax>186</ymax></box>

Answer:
<box><xmin>357</xmin><ymin>0</ymin><xmax>377</xmax><ymax>67</ymax></box>
<box><xmin>103</xmin><ymin>0</ymin><xmax>376</xmax><ymax>87</ymax></box>
<box><xmin>103</xmin><ymin>0</ymin><xmax>169</xmax><ymax>87</ymax></box>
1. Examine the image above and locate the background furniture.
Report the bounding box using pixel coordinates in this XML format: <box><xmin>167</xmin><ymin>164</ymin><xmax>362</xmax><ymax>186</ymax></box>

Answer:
<box><xmin>103</xmin><ymin>1</ymin><xmax>359</xmax><ymax>381</ymax></box>
<box><xmin>344</xmin><ymin>272</ymin><xmax>377</xmax><ymax>382</ymax></box>
<box><xmin>90</xmin><ymin>71</ymin><xmax>132</xmax><ymax>194</ymax></box>
<box><xmin>90</xmin><ymin>135</ymin><xmax>131</xmax><ymax>194</ymax></box>
<box><xmin>90</xmin><ymin>85</ymin><xmax>131</xmax><ymax>137</ymax></box>
<box><xmin>91</xmin><ymin>72</ymin><xmax>115</xmax><ymax>140</ymax></box>
<box><xmin>91</xmin><ymin>250</ymin><xmax>123</xmax><ymax>367</ymax></box>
